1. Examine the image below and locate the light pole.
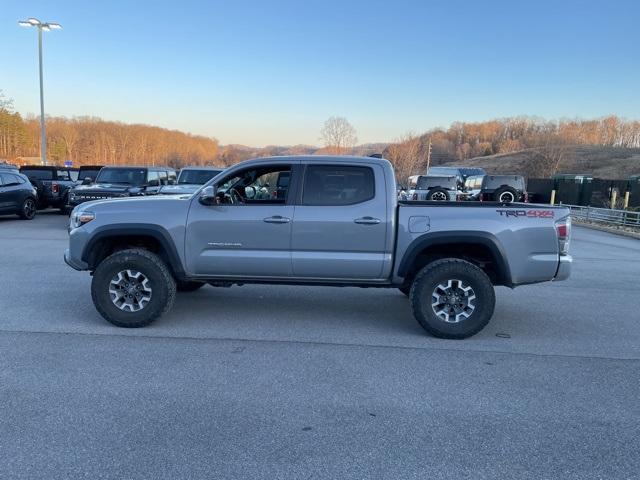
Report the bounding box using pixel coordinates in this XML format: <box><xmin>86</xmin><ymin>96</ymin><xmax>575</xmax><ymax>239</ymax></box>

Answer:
<box><xmin>18</xmin><ymin>18</ymin><xmax>62</xmax><ymax>166</ymax></box>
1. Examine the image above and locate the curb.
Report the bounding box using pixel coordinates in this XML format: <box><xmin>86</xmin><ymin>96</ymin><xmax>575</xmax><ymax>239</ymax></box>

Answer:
<box><xmin>573</xmin><ymin>220</ymin><xmax>640</xmax><ymax>240</ymax></box>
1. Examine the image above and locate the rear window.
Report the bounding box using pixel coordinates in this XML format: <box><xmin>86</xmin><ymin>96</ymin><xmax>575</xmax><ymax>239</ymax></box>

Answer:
<box><xmin>416</xmin><ymin>176</ymin><xmax>457</xmax><ymax>190</ymax></box>
<box><xmin>482</xmin><ymin>175</ymin><xmax>525</xmax><ymax>190</ymax></box>
<box><xmin>20</xmin><ymin>169</ymin><xmax>53</xmax><ymax>180</ymax></box>
<box><xmin>303</xmin><ymin>165</ymin><xmax>375</xmax><ymax>206</ymax></box>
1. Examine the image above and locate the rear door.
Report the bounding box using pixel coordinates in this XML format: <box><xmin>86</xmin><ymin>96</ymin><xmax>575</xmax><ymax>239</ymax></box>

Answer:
<box><xmin>291</xmin><ymin>163</ymin><xmax>389</xmax><ymax>279</ymax></box>
<box><xmin>0</xmin><ymin>173</ymin><xmax>24</xmax><ymax>211</ymax></box>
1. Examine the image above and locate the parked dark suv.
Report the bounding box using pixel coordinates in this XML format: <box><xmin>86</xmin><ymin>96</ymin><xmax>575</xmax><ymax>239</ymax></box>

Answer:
<box><xmin>67</xmin><ymin>166</ymin><xmax>177</xmax><ymax>210</ymax></box>
<box><xmin>0</xmin><ymin>171</ymin><xmax>38</xmax><ymax>220</ymax></box>
<box><xmin>19</xmin><ymin>165</ymin><xmax>76</xmax><ymax>213</ymax></box>
<box><xmin>479</xmin><ymin>175</ymin><xmax>527</xmax><ymax>203</ymax></box>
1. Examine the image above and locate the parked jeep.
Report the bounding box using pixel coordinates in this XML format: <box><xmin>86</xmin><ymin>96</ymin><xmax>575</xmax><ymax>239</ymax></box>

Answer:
<box><xmin>407</xmin><ymin>175</ymin><xmax>459</xmax><ymax>201</ymax></box>
<box><xmin>479</xmin><ymin>175</ymin><xmax>527</xmax><ymax>203</ymax></box>
<box><xmin>19</xmin><ymin>165</ymin><xmax>76</xmax><ymax>213</ymax></box>
<box><xmin>65</xmin><ymin>155</ymin><xmax>572</xmax><ymax>339</ymax></box>
<box><xmin>428</xmin><ymin>166</ymin><xmax>486</xmax><ymax>190</ymax></box>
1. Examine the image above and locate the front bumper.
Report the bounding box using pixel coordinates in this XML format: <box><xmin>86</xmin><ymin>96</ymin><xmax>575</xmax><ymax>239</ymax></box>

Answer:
<box><xmin>64</xmin><ymin>248</ymin><xmax>88</xmax><ymax>271</ymax></box>
<box><xmin>554</xmin><ymin>254</ymin><xmax>572</xmax><ymax>281</ymax></box>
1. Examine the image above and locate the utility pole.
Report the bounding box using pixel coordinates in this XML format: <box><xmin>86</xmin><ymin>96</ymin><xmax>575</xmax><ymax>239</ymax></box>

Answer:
<box><xmin>426</xmin><ymin>137</ymin><xmax>432</xmax><ymax>173</ymax></box>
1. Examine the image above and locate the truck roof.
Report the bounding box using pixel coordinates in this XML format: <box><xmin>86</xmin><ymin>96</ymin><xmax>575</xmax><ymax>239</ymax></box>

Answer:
<box><xmin>233</xmin><ymin>155</ymin><xmax>393</xmax><ymax>168</ymax></box>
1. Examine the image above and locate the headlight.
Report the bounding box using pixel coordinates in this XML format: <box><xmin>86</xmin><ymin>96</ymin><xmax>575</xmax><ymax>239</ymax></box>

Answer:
<box><xmin>70</xmin><ymin>211</ymin><xmax>95</xmax><ymax>229</ymax></box>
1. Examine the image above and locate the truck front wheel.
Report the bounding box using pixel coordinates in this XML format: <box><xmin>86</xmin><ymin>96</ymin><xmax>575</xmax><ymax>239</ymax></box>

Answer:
<box><xmin>91</xmin><ymin>249</ymin><xmax>176</xmax><ymax>328</ymax></box>
<box><xmin>409</xmin><ymin>259</ymin><xmax>495</xmax><ymax>339</ymax></box>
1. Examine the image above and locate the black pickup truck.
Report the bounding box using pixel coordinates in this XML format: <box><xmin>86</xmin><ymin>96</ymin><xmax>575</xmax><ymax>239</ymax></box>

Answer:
<box><xmin>19</xmin><ymin>165</ymin><xmax>76</xmax><ymax>214</ymax></box>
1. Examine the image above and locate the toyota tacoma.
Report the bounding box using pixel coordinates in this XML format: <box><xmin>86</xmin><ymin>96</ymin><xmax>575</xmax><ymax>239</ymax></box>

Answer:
<box><xmin>65</xmin><ymin>156</ymin><xmax>572</xmax><ymax>339</ymax></box>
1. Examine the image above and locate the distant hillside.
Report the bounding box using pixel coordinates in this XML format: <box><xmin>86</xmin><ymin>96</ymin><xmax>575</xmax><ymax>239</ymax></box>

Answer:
<box><xmin>438</xmin><ymin>146</ymin><xmax>640</xmax><ymax>179</ymax></box>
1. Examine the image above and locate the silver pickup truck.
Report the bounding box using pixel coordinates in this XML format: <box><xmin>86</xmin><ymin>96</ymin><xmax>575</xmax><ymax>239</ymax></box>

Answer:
<box><xmin>65</xmin><ymin>155</ymin><xmax>572</xmax><ymax>339</ymax></box>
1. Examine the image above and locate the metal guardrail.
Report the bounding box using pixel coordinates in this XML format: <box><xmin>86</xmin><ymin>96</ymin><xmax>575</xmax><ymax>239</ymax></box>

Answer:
<box><xmin>564</xmin><ymin>204</ymin><xmax>640</xmax><ymax>229</ymax></box>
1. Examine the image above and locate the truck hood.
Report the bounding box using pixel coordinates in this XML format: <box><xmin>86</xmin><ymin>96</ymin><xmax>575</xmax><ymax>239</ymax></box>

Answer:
<box><xmin>158</xmin><ymin>184</ymin><xmax>202</xmax><ymax>195</ymax></box>
<box><xmin>75</xmin><ymin>194</ymin><xmax>192</xmax><ymax>213</ymax></box>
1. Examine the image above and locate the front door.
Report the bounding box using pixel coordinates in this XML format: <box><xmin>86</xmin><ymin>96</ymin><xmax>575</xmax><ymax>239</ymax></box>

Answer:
<box><xmin>291</xmin><ymin>164</ymin><xmax>389</xmax><ymax>280</ymax></box>
<box><xmin>185</xmin><ymin>164</ymin><xmax>296</xmax><ymax>278</ymax></box>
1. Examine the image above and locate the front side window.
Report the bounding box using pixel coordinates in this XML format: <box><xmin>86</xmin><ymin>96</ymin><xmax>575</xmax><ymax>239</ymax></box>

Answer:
<box><xmin>216</xmin><ymin>166</ymin><xmax>291</xmax><ymax>205</ymax></box>
<box><xmin>147</xmin><ymin>171</ymin><xmax>160</xmax><ymax>185</ymax></box>
<box><xmin>159</xmin><ymin>171</ymin><xmax>169</xmax><ymax>185</ymax></box>
<box><xmin>303</xmin><ymin>165</ymin><xmax>374</xmax><ymax>206</ymax></box>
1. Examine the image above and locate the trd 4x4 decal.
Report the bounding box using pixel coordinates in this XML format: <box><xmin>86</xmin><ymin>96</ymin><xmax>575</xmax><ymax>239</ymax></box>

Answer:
<box><xmin>496</xmin><ymin>209</ymin><xmax>555</xmax><ymax>218</ymax></box>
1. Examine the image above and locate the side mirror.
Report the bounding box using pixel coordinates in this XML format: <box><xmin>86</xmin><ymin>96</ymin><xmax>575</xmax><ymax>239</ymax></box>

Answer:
<box><xmin>199</xmin><ymin>185</ymin><xmax>217</xmax><ymax>205</ymax></box>
<box><xmin>147</xmin><ymin>179</ymin><xmax>160</xmax><ymax>187</ymax></box>
<box><xmin>82</xmin><ymin>177</ymin><xmax>93</xmax><ymax>185</ymax></box>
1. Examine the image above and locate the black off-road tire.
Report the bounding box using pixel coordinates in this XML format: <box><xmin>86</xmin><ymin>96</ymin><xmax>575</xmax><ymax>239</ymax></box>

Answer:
<box><xmin>59</xmin><ymin>194</ymin><xmax>70</xmax><ymax>215</ymax></box>
<box><xmin>494</xmin><ymin>187</ymin><xmax>518</xmax><ymax>203</ymax></box>
<box><xmin>18</xmin><ymin>197</ymin><xmax>37</xmax><ymax>220</ymax></box>
<box><xmin>176</xmin><ymin>280</ymin><xmax>206</xmax><ymax>292</ymax></box>
<box><xmin>91</xmin><ymin>249</ymin><xmax>176</xmax><ymax>328</ymax></box>
<box><xmin>427</xmin><ymin>187</ymin><xmax>450</xmax><ymax>201</ymax></box>
<box><xmin>409</xmin><ymin>258</ymin><xmax>495</xmax><ymax>339</ymax></box>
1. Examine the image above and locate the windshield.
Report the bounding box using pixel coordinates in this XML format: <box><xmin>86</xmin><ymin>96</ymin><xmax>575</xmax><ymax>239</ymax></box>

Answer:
<box><xmin>96</xmin><ymin>168</ymin><xmax>146</xmax><ymax>185</ymax></box>
<box><xmin>178</xmin><ymin>169</ymin><xmax>221</xmax><ymax>185</ymax></box>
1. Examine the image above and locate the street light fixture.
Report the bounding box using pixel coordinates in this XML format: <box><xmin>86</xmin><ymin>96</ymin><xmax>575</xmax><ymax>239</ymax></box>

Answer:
<box><xmin>18</xmin><ymin>17</ymin><xmax>62</xmax><ymax>166</ymax></box>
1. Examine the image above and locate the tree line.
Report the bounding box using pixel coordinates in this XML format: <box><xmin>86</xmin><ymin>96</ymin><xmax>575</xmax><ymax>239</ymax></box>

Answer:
<box><xmin>1</xmin><ymin>91</ymin><xmax>220</xmax><ymax>168</ymax></box>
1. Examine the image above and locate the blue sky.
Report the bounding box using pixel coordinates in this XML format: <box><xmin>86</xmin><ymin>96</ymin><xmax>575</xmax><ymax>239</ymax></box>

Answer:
<box><xmin>1</xmin><ymin>0</ymin><xmax>639</xmax><ymax>146</ymax></box>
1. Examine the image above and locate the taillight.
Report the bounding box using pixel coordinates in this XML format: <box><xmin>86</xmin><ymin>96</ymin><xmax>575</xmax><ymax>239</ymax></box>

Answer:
<box><xmin>52</xmin><ymin>182</ymin><xmax>59</xmax><ymax>194</ymax></box>
<box><xmin>556</xmin><ymin>216</ymin><xmax>571</xmax><ymax>255</ymax></box>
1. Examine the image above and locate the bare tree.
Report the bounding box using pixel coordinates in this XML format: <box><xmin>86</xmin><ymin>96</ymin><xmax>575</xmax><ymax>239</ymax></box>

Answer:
<box><xmin>320</xmin><ymin>116</ymin><xmax>357</xmax><ymax>155</ymax></box>
<box><xmin>385</xmin><ymin>133</ymin><xmax>425</xmax><ymax>187</ymax></box>
<box><xmin>527</xmin><ymin>134</ymin><xmax>568</xmax><ymax>177</ymax></box>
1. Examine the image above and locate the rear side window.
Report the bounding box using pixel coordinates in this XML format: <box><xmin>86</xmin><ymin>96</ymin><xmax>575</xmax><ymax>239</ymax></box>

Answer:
<box><xmin>303</xmin><ymin>165</ymin><xmax>374</xmax><ymax>206</ymax></box>
<box><xmin>21</xmin><ymin>169</ymin><xmax>53</xmax><ymax>180</ymax></box>
<box><xmin>1</xmin><ymin>173</ymin><xmax>21</xmax><ymax>186</ymax></box>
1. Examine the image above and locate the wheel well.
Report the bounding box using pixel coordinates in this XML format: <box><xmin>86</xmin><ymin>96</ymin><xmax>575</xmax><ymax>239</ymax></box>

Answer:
<box><xmin>86</xmin><ymin>235</ymin><xmax>170</xmax><ymax>272</ymax></box>
<box><xmin>403</xmin><ymin>242</ymin><xmax>506</xmax><ymax>286</ymax></box>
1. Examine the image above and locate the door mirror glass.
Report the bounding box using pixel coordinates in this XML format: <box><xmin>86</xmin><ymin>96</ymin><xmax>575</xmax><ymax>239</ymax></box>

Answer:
<box><xmin>199</xmin><ymin>185</ymin><xmax>217</xmax><ymax>205</ymax></box>
<box><xmin>82</xmin><ymin>177</ymin><xmax>93</xmax><ymax>185</ymax></box>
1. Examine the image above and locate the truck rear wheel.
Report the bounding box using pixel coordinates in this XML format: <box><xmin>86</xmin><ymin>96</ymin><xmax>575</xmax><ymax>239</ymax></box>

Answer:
<box><xmin>91</xmin><ymin>249</ymin><xmax>176</xmax><ymax>328</ymax></box>
<box><xmin>409</xmin><ymin>259</ymin><xmax>495</xmax><ymax>339</ymax></box>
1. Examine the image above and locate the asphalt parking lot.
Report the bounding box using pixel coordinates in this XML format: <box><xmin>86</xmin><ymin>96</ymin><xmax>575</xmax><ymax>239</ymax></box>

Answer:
<box><xmin>1</xmin><ymin>211</ymin><xmax>639</xmax><ymax>479</ymax></box>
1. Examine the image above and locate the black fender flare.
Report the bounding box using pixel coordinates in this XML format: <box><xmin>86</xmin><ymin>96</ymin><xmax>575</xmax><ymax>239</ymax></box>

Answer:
<box><xmin>397</xmin><ymin>231</ymin><xmax>513</xmax><ymax>287</ymax></box>
<box><xmin>81</xmin><ymin>223</ymin><xmax>186</xmax><ymax>279</ymax></box>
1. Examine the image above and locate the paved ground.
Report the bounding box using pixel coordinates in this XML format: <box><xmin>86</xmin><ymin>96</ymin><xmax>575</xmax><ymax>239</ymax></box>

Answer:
<box><xmin>1</xmin><ymin>211</ymin><xmax>639</xmax><ymax>479</ymax></box>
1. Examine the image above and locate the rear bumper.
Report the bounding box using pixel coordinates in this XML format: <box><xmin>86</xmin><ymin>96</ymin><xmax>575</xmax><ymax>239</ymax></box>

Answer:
<box><xmin>554</xmin><ymin>254</ymin><xmax>572</xmax><ymax>281</ymax></box>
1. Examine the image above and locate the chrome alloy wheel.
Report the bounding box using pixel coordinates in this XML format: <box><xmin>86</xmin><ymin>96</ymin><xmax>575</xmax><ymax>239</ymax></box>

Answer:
<box><xmin>499</xmin><ymin>191</ymin><xmax>515</xmax><ymax>203</ymax></box>
<box><xmin>431</xmin><ymin>279</ymin><xmax>476</xmax><ymax>323</ymax></box>
<box><xmin>109</xmin><ymin>269</ymin><xmax>152</xmax><ymax>312</ymax></box>
<box><xmin>431</xmin><ymin>191</ymin><xmax>448</xmax><ymax>201</ymax></box>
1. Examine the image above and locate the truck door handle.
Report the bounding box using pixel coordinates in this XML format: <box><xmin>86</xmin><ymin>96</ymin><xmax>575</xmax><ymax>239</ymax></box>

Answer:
<box><xmin>354</xmin><ymin>216</ymin><xmax>381</xmax><ymax>225</ymax></box>
<box><xmin>263</xmin><ymin>215</ymin><xmax>291</xmax><ymax>224</ymax></box>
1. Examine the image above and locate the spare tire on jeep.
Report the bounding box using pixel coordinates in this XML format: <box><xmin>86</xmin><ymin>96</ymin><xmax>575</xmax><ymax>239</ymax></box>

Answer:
<box><xmin>427</xmin><ymin>187</ymin><xmax>449</xmax><ymax>201</ymax></box>
<box><xmin>494</xmin><ymin>186</ymin><xmax>518</xmax><ymax>203</ymax></box>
